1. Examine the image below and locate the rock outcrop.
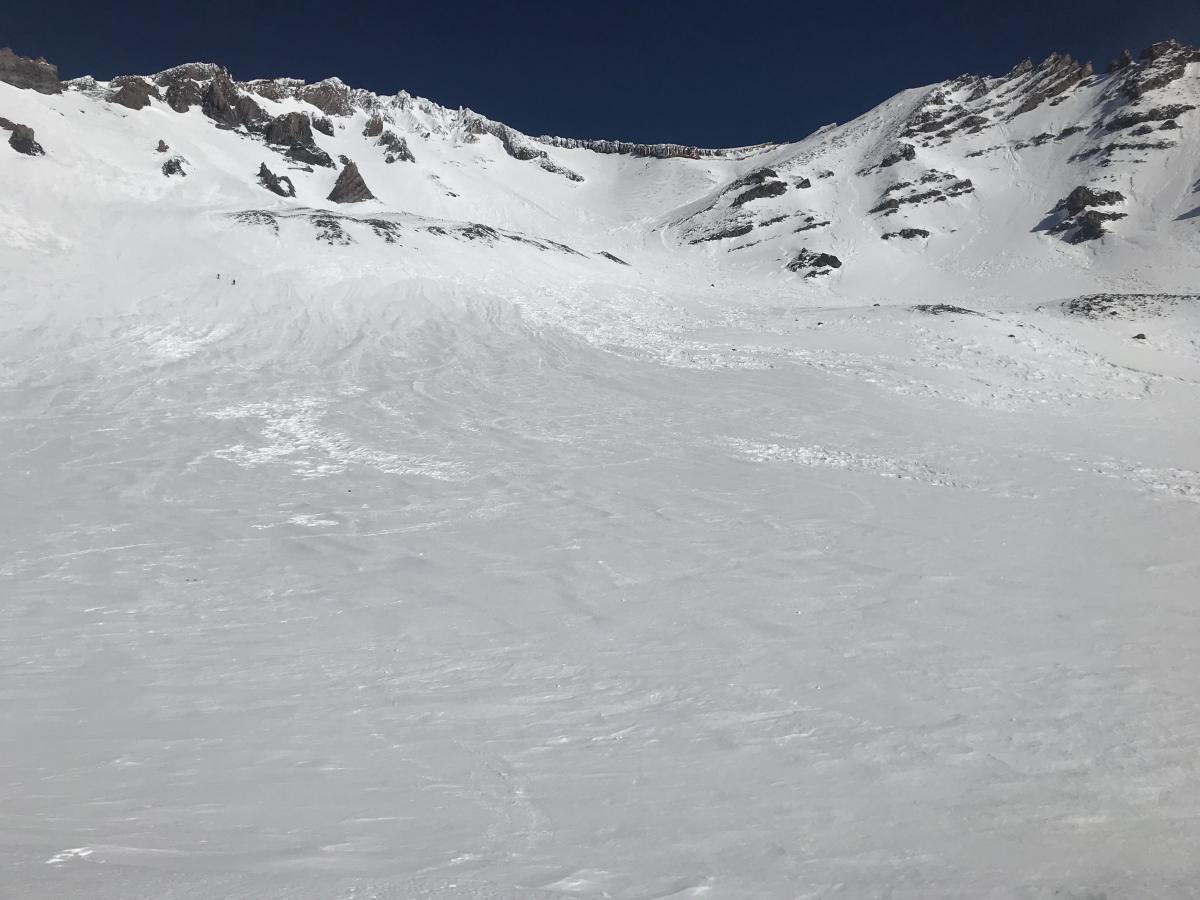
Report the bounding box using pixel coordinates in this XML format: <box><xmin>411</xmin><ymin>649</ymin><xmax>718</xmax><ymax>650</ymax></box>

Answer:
<box><xmin>327</xmin><ymin>161</ymin><xmax>375</xmax><ymax>203</ymax></box>
<box><xmin>0</xmin><ymin>117</ymin><xmax>45</xmax><ymax>155</ymax></box>
<box><xmin>257</xmin><ymin>162</ymin><xmax>296</xmax><ymax>197</ymax></box>
<box><xmin>378</xmin><ymin>130</ymin><xmax>415</xmax><ymax>163</ymax></box>
<box><xmin>1060</xmin><ymin>186</ymin><xmax>1125</xmax><ymax>216</ymax></box>
<box><xmin>1043</xmin><ymin>186</ymin><xmax>1128</xmax><ymax>242</ymax></box>
<box><xmin>161</xmin><ymin>156</ymin><xmax>187</xmax><ymax>177</ymax></box>
<box><xmin>156</xmin><ymin>139</ymin><xmax>169</xmax><ymax>152</ymax></box>
<box><xmin>110</xmin><ymin>76</ymin><xmax>159</xmax><ymax>110</ymax></box>
<box><xmin>265</xmin><ymin>111</ymin><xmax>314</xmax><ymax>146</ymax></box>
<box><xmin>786</xmin><ymin>249</ymin><xmax>842</xmax><ymax>277</ymax></box>
<box><xmin>0</xmin><ymin>47</ymin><xmax>62</xmax><ymax>94</ymax></box>
<box><xmin>362</xmin><ymin>113</ymin><xmax>384</xmax><ymax>137</ymax></box>
<box><xmin>311</xmin><ymin>115</ymin><xmax>335</xmax><ymax>136</ymax></box>
<box><xmin>264</xmin><ymin>112</ymin><xmax>333</xmax><ymax>167</ymax></box>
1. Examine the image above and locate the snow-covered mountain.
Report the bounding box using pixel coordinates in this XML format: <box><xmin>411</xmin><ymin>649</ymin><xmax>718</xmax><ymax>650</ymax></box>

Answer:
<box><xmin>3</xmin><ymin>40</ymin><xmax>1200</xmax><ymax>299</ymax></box>
<box><xmin>5</xmin><ymin>42</ymin><xmax>1200</xmax><ymax>900</ymax></box>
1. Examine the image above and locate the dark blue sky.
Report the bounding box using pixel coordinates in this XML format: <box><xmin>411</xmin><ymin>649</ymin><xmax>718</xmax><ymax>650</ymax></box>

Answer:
<box><xmin>7</xmin><ymin>0</ymin><xmax>1200</xmax><ymax>147</ymax></box>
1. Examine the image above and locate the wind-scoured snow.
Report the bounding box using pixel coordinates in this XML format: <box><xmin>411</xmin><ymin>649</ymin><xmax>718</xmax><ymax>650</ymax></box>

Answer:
<box><xmin>2</xmin><ymin>43</ymin><xmax>1200</xmax><ymax>900</ymax></box>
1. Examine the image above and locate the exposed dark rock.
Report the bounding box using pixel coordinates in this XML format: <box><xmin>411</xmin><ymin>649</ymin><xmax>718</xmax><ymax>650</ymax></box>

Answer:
<box><xmin>311</xmin><ymin>213</ymin><xmax>352</xmax><ymax>244</ymax></box>
<box><xmin>882</xmin><ymin>228</ymin><xmax>931</xmax><ymax>240</ymax></box>
<box><xmin>1060</xmin><ymin>185</ymin><xmax>1125</xmax><ymax>216</ymax></box>
<box><xmin>297</xmin><ymin>80</ymin><xmax>357</xmax><ymax>116</ymax></box>
<box><xmin>201</xmin><ymin>71</ymin><xmax>242</xmax><ymax>126</ymax></box>
<box><xmin>1008</xmin><ymin>53</ymin><xmax>1092</xmax><ymax>118</ymax></box>
<box><xmin>1108</xmin><ymin>49</ymin><xmax>1134</xmax><ymax>73</ymax></box>
<box><xmin>311</xmin><ymin>115</ymin><xmax>334</xmax><ymax>136</ymax></box>
<box><xmin>233</xmin><ymin>94</ymin><xmax>267</xmax><ymax>130</ymax></box>
<box><xmin>795</xmin><ymin>177</ymin><xmax>812</xmax><ymax>189</ymax></box>
<box><xmin>536</xmin><ymin>134</ymin><xmax>758</xmax><ymax>160</ymax></box>
<box><xmin>231</xmin><ymin>210</ymin><xmax>279</xmax><ymax>233</ymax></box>
<box><xmin>1122</xmin><ymin>40</ymin><xmax>1195</xmax><ymax>99</ymax></box>
<box><xmin>1067</xmin><ymin>210</ymin><xmax>1126</xmax><ymax>243</ymax></box>
<box><xmin>362</xmin><ymin>113</ymin><xmax>384</xmax><ymax>137</ymax></box>
<box><xmin>338</xmin><ymin>154</ymin><xmax>351</xmax><ymax>166</ymax></box>
<box><xmin>878</xmin><ymin>143</ymin><xmax>917</xmax><ymax>168</ymax></box>
<box><xmin>599</xmin><ymin>251</ymin><xmax>630</xmax><ymax>265</ymax></box>
<box><xmin>793</xmin><ymin>215</ymin><xmax>831</xmax><ymax>232</ymax></box>
<box><xmin>1133</xmin><ymin>333</ymin><xmax>1147</xmax><ymax>340</ymax></box>
<box><xmin>462</xmin><ymin>115</ymin><xmax>583</xmax><ymax>180</ymax></box>
<box><xmin>378</xmin><ymin>129</ymin><xmax>415</xmax><ymax>163</ymax></box>
<box><xmin>0</xmin><ymin>117</ymin><xmax>45</xmax><ymax>156</ymax></box>
<box><xmin>156</xmin><ymin>139</ymin><xmax>169</xmax><ymax>152</ymax></box>
<box><xmin>1063</xmin><ymin>293</ymin><xmax>1200</xmax><ymax>318</ymax></box>
<box><xmin>459</xmin><ymin>223</ymin><xmax>501</xmax><ymax>241</ymax></box>
<box><xmin>914</xmin><ymin>304</ymin><xmax>981</xmax><ymax>316</ymax></box>
<box><xmin>286</xmin><ymin>145</ymin><xmax>334</xmax><ymax>167</ymax></box>
<box><xmin>731</xmin><ymin>180</ymin><xmax>787</xmax><ymax>207</ymax></box>
<box><xmin>161</xmin><ymin>156</ymin><xmax>187</xmax><ymax>177</ymax></box>
<box><xmin>1106</xmin><ymin>104</ymin><xmax>1194</xmax><ymax>132</ymax></box>
<box><xmin>367</xmin><ymin>219</ymin><xmax>402</xmax><ymax>243</ymax></box>
<box><xmin>257</xmin><ymin>162</ymin><xmax>295</xmax><ymax>197</ymax></box>
<box><xmin>165</xmin><ymin>78</ymin><xmax>203</xmax><ymax>113</ymax></box>
<box><xmin>1160</xmin><ymin>119</ymin><xmax>1180</xmax><ymax>130</ymax></box>
<box><xmin>327</xmin><ymin>160</ymin><xmax>375</xmax><ymax>203</ymax></box>
<box><xmin>0</xmin><ymin>47</ymin><xmax>62</xmax><ymax>94</ymax></box>
<box><xmin>786</xmin><ymin>249</ymin><xmax>842</xmax><ymax>277</ymax></box>
<box><xmin>265</xmin><ymin>111</ymin><xmax>314</xmax><ymax>146</ymax></box>
<box><xmin>110</xmin><ymin>76</ymin><xmax>158</xmax><ymax>110</ymax></box>
<box><xmin>727</xmin><ymin>168</ymin><xmax>778</xmax><ymax>191</ymax></box>
<box><xmin>689</xmin><ymin>222</ymin><xmax>754</xmax><ymax>243</ymax></box>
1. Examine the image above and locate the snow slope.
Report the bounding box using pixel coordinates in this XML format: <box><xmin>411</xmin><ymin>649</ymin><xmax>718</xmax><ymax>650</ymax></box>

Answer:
<box><xmin>2</xmin><ymin>42</ymin><xmax>1200</xmax><ymax>900</ymax></box>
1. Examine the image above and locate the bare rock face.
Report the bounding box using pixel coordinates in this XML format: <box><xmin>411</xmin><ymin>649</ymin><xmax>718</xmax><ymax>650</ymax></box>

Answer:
<box><xmin>257</xmin><ymin>162</ymin><xmax>296</xmax><ymax>197</ymax></box>
<box><xmin>1060</xmin><ymin>185</ymin><xmax>1125</xmax><ymax>216</ymax></box>
<box><xmin>1042</xmin><ymin>186</ymin><xmax>1127</xmax><ymax>242</ymax></box>
<box><xmin>882</xmin><ymin>228</ymin><xmax>931</xmax><ymax>240</ymax></box>
<box><xmin>203</xmin><ymin>71</ymin><xmax>244</xmax><ymax>126</ymax></box>
<box><xmin>327</xmin><ymin>161</ymin><xmax>375</xmax><ymax>203</ymax></box>
<box><xmin>165</xmin><ymin>78</ymin><xmax>203</xmax><ymax>113</ymax></box>
<box><xmin>162</xmin><ymin>156</ymin><xmax>187</xmax><ymax>177</ymax></box>
<box><xmin>377</xmin><ymin>130</ymin><xmax>415</xmax><ymax>163</ymax></box>
<box><xmin>311</xmin><ymin>115</ymin><xmax>335</xmax><ymax>136</ymax></box>
<box><xmin>362</xmin><ymin>113</ymin><xmax>384</xmax><ymax>137</ymax></box>
<box><xmin>787</xmin><ymin>248</ymin><xmax>842</xmax><ymax>278</ymax></box>
<box><xmin>0</xmin><ymin>117</ymin><xmax>45</xmax><ymax>156</ymax></box>
<box><xmin>0</xmin><ymin>47</ymin><xmax>62</xmax><ymax>94</ymax></box>
<box><xmin>156</xmin><ymin>139</ymin><xmax>169</xmax><ymax>152</ymax></box>
<box><xmin>265</xmin><ymin>111</ymin><xmax>315</xmax><ymax>146</ymax></box>
<box><xmin>731</xmin><ymin>180</ymin><xmax>787</xmax><ymax>207</ymax></box>
<box><xmin>110</xmin><ymin>76</ymin><xmax>159</xmax><ymax>110</ymax></box>
<box><xmin>265</xmin><ymin>111</ymin><xmax>333</xmax><ymax>167</ymax></box>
